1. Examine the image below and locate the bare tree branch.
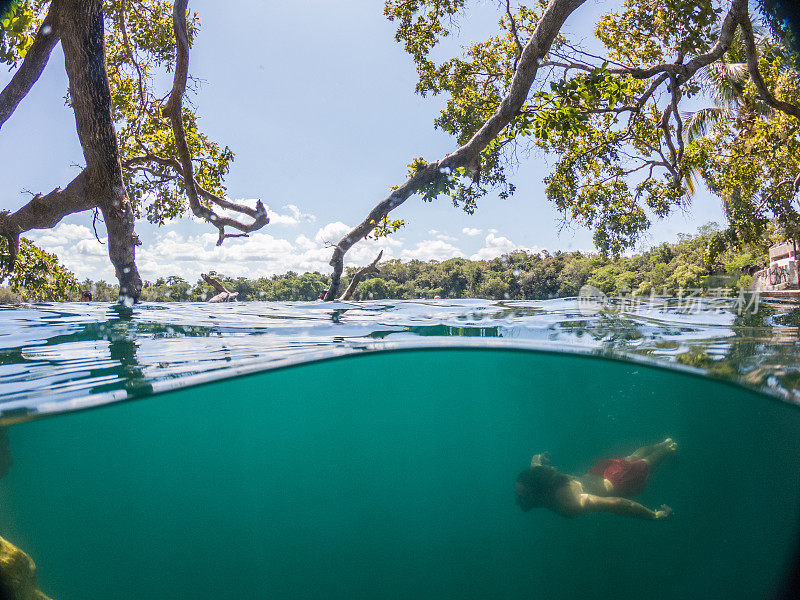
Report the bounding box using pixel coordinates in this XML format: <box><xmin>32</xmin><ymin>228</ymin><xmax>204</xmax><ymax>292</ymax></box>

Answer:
<box><xmin>338</xmin><ymin>250</ymin><xmax>384</xmax><ymax>301</ymax></box>
<box><xmin>162</xmin><ymin>0</ymin><xmax>269</xmax><ymax>246</ymax></box>
<box><xmin>201</xmin><ymin>272</ymin><xmax>238</xmax><ymax>302</ymax></box>
<box><xmin>505</xmin><ymin>0</ymin><xmax>523</xmax><ymax>72</ymax></box>
<box><xmin>559</xmin><ymin>42</ymin><xmax>632</xmax><ymax>71</ymax></box>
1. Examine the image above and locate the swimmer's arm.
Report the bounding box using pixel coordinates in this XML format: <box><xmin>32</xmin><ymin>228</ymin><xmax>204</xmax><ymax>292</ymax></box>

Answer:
<box><xmin>578</xmin><ymin>494</ymin><xmax>672</xmax><ymax>520</ymax></box>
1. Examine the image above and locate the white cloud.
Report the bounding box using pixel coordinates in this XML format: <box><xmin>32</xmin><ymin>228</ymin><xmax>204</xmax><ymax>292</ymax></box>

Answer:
<box><xmin>294</xmin><ymin>234</ymin><xmax>317</xmax><ymax>251</ymax></box>
<box><xmin>130</xmin><ymin>221</ymin><xmax>403</xmax><ymax>282</ymax></box>
<box><xmin>267</xmin><ymin>203</ymin><xmax>316</xmax><ymax>226</ymax></box>
<box><xmin>402</xmin><ymin>239</ymin><xmax>465</xmax><ymax>262</ymax></box>
<box><xmin>469</xmin><ymin>232</ymin><xmax>545</xmax><ymax>261</ymax></box>
<box><xmin>285</xmin><ymin>204</ymin><xmax>315</xmax><ymax>222</ymax></box>
<box><xmin>462</xmin><ymin>227</ymin><xmax>483</xmax><ymax>236</ymax></box>
<box><xmin>314</xmin><ymin>221</ymin><xmax>351</xmax><ymax>245</ymax></box>
<box><xmin>470</xmin><ymin>233</ymin><xmax>516</xmax><ymax>260</ymax></box>
<box><xmin>27</xmin><ymin>223</ymin><xmax>115</xmax><ymax>281</ymax></box>
<box><xmin>29</xmin><ymin>216</ymin><xmax>558</xmax><ymax>284</ymax></box>
<box><xmin>24</xmin><ymin>218</ymin><xmax>406</xmax><ymax>283</ymax></box>
<box><xmin>27</xmin><ymin>216</ymin><xmax>552</xmax><ymax>286</ymax></box>
<box><xmin>428</xmin><ymin>228</ymin><xmax>457</xmax><ymax>242</ymax></box>
<box><xmin>75</xmin><ymin>239</ymin><xmax>108</xmax><ymax>257</ymax></box>
<box><xmin>32</xmin><ymin>223</ymin><xmax>97</xmax><ymax>247</ymax></box>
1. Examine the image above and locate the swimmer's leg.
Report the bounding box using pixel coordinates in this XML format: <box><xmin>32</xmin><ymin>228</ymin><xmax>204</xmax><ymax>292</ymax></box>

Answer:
<box><xmin>625</xmin><ymin>438</ymin><xmax>677</xmax><ymax>470</ymax></box>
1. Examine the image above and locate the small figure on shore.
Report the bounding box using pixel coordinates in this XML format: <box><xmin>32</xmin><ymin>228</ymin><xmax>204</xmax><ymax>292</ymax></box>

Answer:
<box><xmin>515</xmin><ymin>438</ymin><xmax>677</xmax><ymax>520</ymax></box>
<box><xmin>80</xmin><ymin>290</ymin><xmax>93</xmax><ymax>302</ymax></box>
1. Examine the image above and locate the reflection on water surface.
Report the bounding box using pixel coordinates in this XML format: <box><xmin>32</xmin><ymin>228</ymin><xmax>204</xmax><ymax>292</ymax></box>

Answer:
<box><xmin>1</xmin><ymin>297</ymin><xmax>800</xmax><ymax>421</ymax></box>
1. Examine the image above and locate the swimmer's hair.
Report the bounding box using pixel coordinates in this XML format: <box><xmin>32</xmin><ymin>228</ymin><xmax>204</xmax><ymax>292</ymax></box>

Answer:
<box><xmin>515</xmin><ymin>466</ymin><xmax>570</xmax><ymax>511</ymax></box>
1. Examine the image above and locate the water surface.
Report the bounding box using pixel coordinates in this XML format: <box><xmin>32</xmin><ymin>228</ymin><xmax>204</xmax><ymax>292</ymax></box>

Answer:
<box><xmin>3</xmin><ymin>297</ymin><xmax>800</xmax><ymax>421</ymax></box>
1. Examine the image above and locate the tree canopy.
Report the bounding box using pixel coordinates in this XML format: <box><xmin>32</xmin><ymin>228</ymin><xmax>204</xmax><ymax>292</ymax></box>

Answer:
<box><xmin>0</xmin><ymin>235</ymin><xmax>77</xmax><ymax>300</ymax></box>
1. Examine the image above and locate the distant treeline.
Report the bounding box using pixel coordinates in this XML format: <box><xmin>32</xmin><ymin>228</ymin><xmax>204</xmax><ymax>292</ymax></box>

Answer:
<box><xmin>0</xmin><ymin>225</ymin><xmax>769</xmax><ymax>303</ymax></box>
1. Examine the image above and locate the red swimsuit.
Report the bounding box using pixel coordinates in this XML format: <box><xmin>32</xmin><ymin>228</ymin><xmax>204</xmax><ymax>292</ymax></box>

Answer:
<box><xmin>588</xmin><ymin>458</ymin><xmax>650</xmax><ymax>497</ymax></box>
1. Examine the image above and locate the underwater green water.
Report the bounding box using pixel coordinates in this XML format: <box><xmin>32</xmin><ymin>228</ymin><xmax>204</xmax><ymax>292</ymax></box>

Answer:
<box><xmin>1</xmin><ymin>348</ymin><xmax>799</xmax><ymax>599</ymax></box>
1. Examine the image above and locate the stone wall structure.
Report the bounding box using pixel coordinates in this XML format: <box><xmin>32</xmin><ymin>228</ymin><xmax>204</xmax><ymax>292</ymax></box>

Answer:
<box><xmin>753</xmin><ymin>241</ymin><xmax>800</xmax><ymax>291</ymax></box>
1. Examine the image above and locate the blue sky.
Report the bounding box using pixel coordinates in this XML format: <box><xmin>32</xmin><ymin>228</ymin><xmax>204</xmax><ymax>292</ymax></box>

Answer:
<box><xmin>0</xmin><ymin>0</ymin><xmax>726</xmax><ymax>283</ymax></box>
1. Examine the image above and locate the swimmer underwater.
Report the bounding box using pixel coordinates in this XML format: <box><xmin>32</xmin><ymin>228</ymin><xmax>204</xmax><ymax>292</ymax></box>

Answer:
<box><xmin>515</xmin><ymin>438</ymin><xmax>677</xmax><ymax>520</ymax></box>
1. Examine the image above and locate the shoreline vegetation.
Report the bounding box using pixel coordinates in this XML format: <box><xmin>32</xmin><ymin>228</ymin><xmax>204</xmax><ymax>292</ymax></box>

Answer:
<box><xmin>0</xmin><ymin>225</ymin><xmax>768</xmax><ymax>303</ymax></box>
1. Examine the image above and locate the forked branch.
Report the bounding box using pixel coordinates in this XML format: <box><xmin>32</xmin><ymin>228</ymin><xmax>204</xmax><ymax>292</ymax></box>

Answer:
<box><xmin>338</xmin><ymin>250</ymin><xmax>384</xmax><ymax>301</ymax></box>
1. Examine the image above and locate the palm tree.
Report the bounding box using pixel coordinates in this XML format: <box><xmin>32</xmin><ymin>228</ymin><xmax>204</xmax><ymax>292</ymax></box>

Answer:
<box><xmin>683</xmin><ymin>28</ymin><xmax>774</xmax><ymax>145</ymax></box>
<box><xmin>680</xmin><ymin>27</ymin><xmax>778</xmax><ymax>218</ymax></box>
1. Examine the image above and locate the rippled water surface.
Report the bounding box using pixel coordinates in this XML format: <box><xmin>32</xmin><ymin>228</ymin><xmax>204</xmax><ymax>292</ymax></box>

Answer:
<box><xmin>2</xmin><ymin>297</ymin><xmax>800</xmax><ymax>420</ymax></box>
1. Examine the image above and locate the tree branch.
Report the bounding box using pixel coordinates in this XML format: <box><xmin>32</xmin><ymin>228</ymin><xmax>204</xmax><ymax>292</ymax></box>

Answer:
<box><xmin>613</xmin><ymin>0</ymin><xmax>746</xmax><ymax>83</ymax></box>
<box><xmin>740</xmin><ymin>13</ymin><xmax>800</xmax><ymax>120</ymax></box>
<box><xmin>201</xmin><ymin>272</ymin><xmax>238</xmax><ymax>302</ymax></box>
<box><xmin>757</xmin><ymin>176</ymin><xmax>800</xmax><ymax>210</ymax></box>
<box><xmin>505</xmin><ymin>0</ymin><xmax>523</xmax><ymax>72</ymax></box>
<box><xmin>0</xmin><ymin>170</ymin><xmax>94</xmax><ymax>276</ymax></box>
<box><xmin>118</xmin><ymin>0</ymin><xmax>149</xmax><ymax>121</ymax></box>
<box><xmin>0</xmin><ymin>6</ymin><xmax>60</xmax><ymax>131</ymax></box>
<box><xmin>125</xmin><ymin>150</ymin><xmax>267</xmax><ymax>229</ymax></box>
<box><xmin>323</xmin><ymin>0</ymin><xmax>588</xmax><ymax>300</ymax></box>
<box><xmin>338</xmin><ymin>250</ymin><xmax>383</xmax><ymax>301</ymax></box>
<box><xmin>162</xmin><ymin>0</ymin><xmax>269</xmax><ymax>246</ymax></box>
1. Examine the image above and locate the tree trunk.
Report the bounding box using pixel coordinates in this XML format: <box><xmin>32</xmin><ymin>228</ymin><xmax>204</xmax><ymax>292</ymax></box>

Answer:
<box><xmin>0</xmin><ymin>0</ymin><xmax>143</xmax><ymax>300</ymax></box>
<box><xmin>59</xmin><ymin>0</ymin><xmax>142</xmax><ymax>300</ymax></box>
